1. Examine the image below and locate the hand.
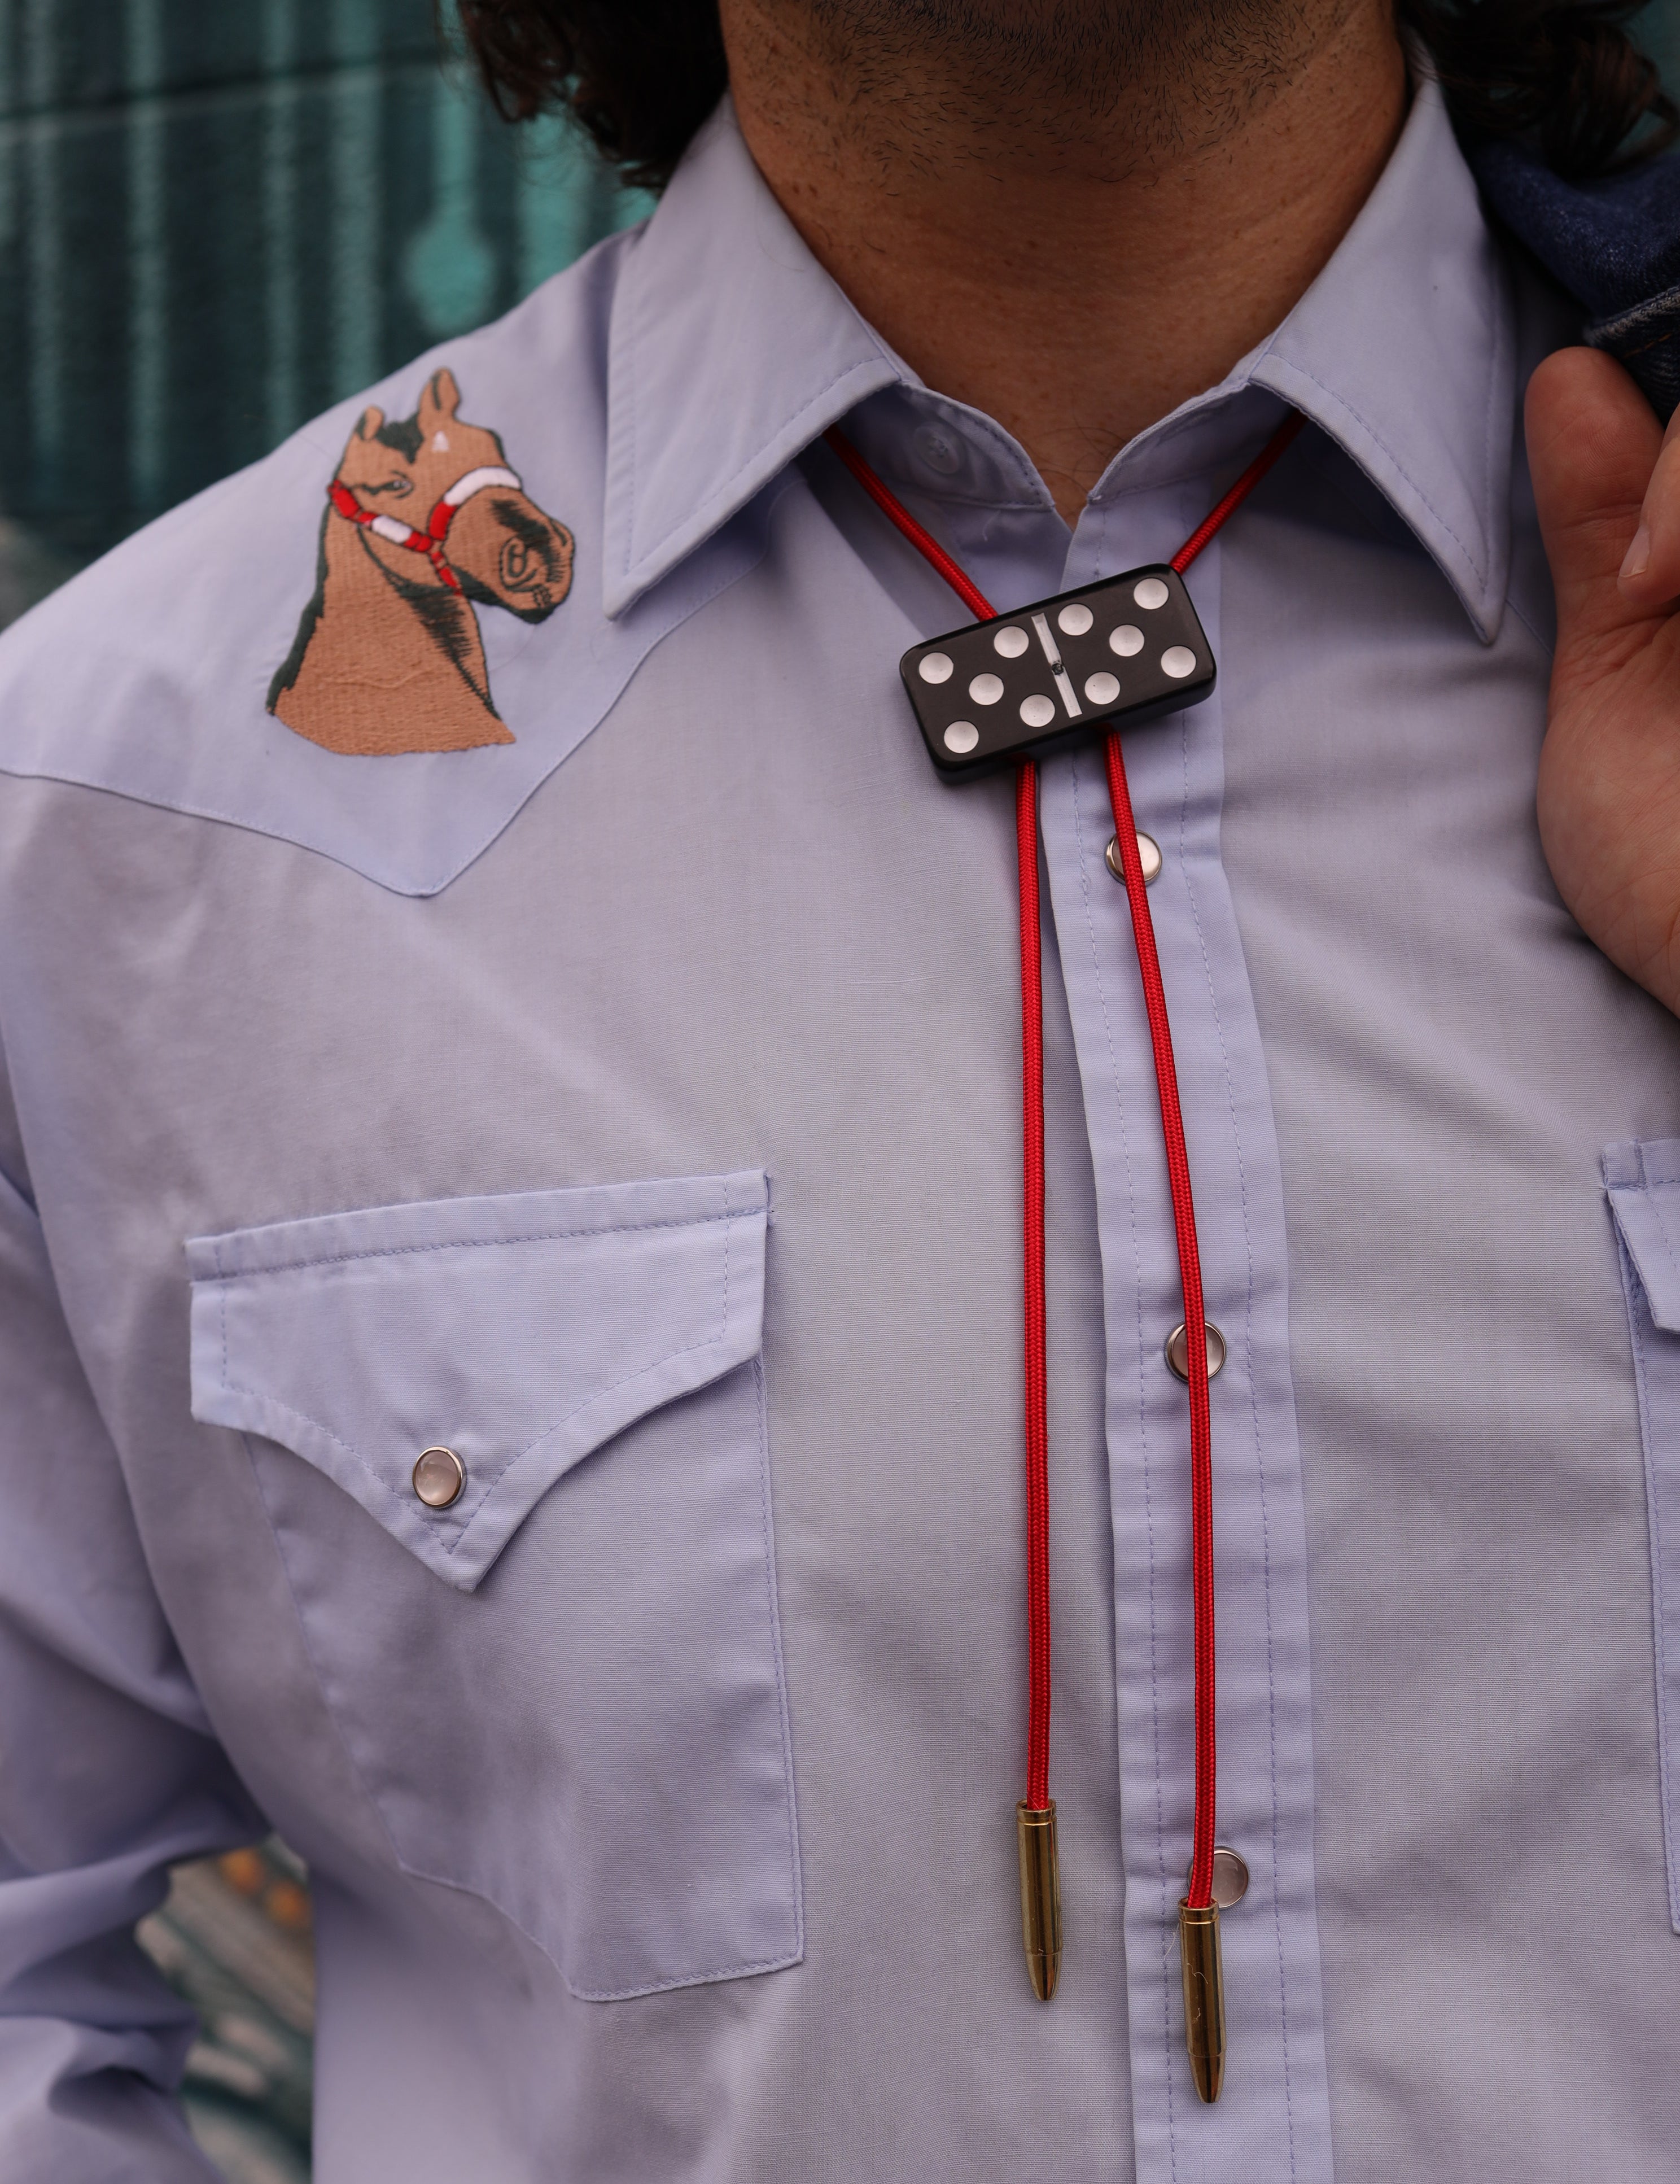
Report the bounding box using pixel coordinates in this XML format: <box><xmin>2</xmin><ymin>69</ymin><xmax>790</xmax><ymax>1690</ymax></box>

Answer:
<box><xmin>1529</xmin><ymin>350</ymin><xmax>1680</xmax><ymax>1014</ymax></box>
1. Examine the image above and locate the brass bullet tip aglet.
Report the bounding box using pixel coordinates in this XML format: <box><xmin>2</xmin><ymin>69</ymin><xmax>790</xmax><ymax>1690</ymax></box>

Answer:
<box><xmin>1016</xmin><ymin>1801</ymin><xmax>1062</xmax><ymax>2002</ymax></box>
<box><xmin>1178</xmin><ymin>1898</ymin><xmax>1227</xmax><ymax>2104</ymax></box>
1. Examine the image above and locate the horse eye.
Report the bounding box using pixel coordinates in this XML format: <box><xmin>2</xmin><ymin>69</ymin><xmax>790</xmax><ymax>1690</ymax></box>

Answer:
<box><xmin>365</xmin><ymin>474</ymin><xmax>414</xmax><ymax>498</ymax></box>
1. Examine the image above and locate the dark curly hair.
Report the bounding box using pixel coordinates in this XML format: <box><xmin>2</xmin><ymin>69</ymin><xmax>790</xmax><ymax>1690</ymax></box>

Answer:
<box><xmin>454</xmin><ymin>1</ymin><xmax>1676</xmax><ymax>191</ymax></box>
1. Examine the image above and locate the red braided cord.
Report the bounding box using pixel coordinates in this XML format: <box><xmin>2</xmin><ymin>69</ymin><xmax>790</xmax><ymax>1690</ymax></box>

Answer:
<box><xmin>826</xmin><ymin>413</ymin><xmax>1300</xmax><ymax>1880</ymax></box>
<box><xmin>1171</xmin><ymin>411</ymin><xmax>1305</xmax><ymax>575</ymax></box>
<box><xmin>1149</xmin><ymin>412</ymin><xmax>1300</xmax><ymax>1906</ymax></box>
<box><xmin>1101</xmin><ymin>739</ymin><xmax>1218</xmax><ymax>1905</ymax></box>
<box><xmin>823</xmin><ymin>429</ymin><xmax>995</xmax><ymax>624</ymax></box>
<box><xmin>1140</xmin><ymin>410</ymin><xmax>1298</xmax><ymax>1903</ymax></box>
<box><xmin>1017</xmin><ymin>759</ymin><xmax>1051</xmax><ymax>1813</ymax></box>
<box><xmin>820</xmin><ymin>428</ymin><xmax>1060</xmax><ymax>1809</ymax></box>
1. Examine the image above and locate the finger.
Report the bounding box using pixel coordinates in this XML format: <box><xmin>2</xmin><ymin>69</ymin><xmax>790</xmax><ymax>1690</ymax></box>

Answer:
<box><xmin>1526</xmin><ymin>346</ymin><xmax>1664</xmax><ymax>653</ymax></box>
<box><xmin>1618</xmin><ymin>400</ymin><xmax>1680</xmax><ymax>608</ymax></box>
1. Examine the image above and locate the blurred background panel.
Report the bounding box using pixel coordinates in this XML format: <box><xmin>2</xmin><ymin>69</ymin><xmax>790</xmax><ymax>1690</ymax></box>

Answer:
<box><xmin>136</xmin><ymin>1842</ymin><xmax>316</xmax><ymax>2184</ymax></box>
<box><xmin>0</xmin><ymin>0</ymin><xmax>648</xmax><ymax>579</ymax></box>
<box><xmin>1</xmin><ymin>2</ymin><xmax>1677</xmax><ymax>2179</ymax></box>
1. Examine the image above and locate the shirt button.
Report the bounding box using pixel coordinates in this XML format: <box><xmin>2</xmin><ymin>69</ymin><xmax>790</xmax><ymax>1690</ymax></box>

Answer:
<box><xmin>1106</xmin><ymin>832</ymin><xmax>1162</xmax><ymax>885</ymax></box>
<box><xmin>1165</xmin><ymin>1320</ymin><xmax>1226</xmax><ymax>1382</ymax></box>
<box><xmin>912</xmin><ymin>423</ymin><xmax>964</xmax><ymax>477</ymax></box>
<box><xmin>1187</xmin><ymin>1847</ymin><xmax>1250</xmax><ymax>1907</ymax></box>
<box><xmin>412</xmin><ymin>1445</ymin><xmax>465</xmax><ymax>1509</ymax></box>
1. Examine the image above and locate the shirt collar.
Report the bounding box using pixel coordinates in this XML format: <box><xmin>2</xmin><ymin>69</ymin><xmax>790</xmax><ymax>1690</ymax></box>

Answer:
<box><xmin>602</xmin><ymin>77</ymin><xmax>1513</xmax><ymax>639</ymax></box>
<box><xmin>602</xmin><ymin>98</ymin><xmax>903</xmax><ymax>618</ymax></box>
<box><xmin>1243</xmin><ymin>72</ymin><xmax>1515</xmax><ymax>640</ymax></box>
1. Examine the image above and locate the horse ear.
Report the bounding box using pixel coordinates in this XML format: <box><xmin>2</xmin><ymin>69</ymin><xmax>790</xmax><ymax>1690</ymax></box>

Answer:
<box><xmin>355</xmin><ymin>406</ymin><xmax>385</xmax><ymax>441</ymax></box>
<box><xmin>419</xmin><ymin>369</ymin><xmax>461</xmax><ymax>430</ymax></box>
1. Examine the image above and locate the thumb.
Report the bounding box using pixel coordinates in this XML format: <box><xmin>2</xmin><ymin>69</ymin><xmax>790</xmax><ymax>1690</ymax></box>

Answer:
<box><xmin>1527</xmin><ymin>347</ymin><xmax>1671</xmax><ymax>662</ymax></box>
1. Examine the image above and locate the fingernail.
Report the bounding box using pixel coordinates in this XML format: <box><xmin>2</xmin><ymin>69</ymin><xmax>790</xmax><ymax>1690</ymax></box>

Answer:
<box><xmin>1621</xmin><ymin>523</ymin><xmax>1651</xmax><ymax>580</ymax></box>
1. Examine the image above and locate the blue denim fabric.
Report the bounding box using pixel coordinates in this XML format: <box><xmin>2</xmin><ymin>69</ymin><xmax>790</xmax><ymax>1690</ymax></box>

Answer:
<box><xmin>1471</xmin><ymin>139</ymin><xmax>1680</xmax><ymax>417</ymax></box>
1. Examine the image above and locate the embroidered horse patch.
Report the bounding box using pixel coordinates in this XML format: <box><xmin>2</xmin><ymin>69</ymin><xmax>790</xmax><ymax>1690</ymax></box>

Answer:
<box><xmin>268</xmin><ymin>369</ymin><xmax>574</xmax><ymax>755</ymax></box>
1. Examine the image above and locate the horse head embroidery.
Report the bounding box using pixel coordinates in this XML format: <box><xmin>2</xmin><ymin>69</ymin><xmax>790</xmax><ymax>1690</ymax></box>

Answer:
<box><xmin>268</xmin><ymin>369</ymin><xmax>574</xmax><ymax>755</ymax></box>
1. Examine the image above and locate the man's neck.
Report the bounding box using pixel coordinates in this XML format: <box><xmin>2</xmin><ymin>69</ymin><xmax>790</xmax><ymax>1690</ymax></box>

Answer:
<box><xmin>723</xmin><ymin>1</ymin><xmax>1408</xmax><ymax>523</ymax></box>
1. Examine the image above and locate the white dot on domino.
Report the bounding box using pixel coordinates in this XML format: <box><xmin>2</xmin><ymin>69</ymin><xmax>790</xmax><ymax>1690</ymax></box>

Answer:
<box><xmin>1110</xmin><ymin>624</ymin><xmax>1144</xmax><ymax>657</ymax></box>
<box><xmin>1057</xmin><ymin>603</ymin><xmax>1093</xmax><ymax>636</ymax></box>
<box><xmin>1019</xmin><ymin>693</ymin><xmax>1055</xmax><ymax>728</ymax></box>
<box><xmin>1084</xmin><ymin>672</ymin><xmax>1119</xmax><ymax>706</ymax></box>
<box><xmin>944</xmin><ymin>720</ymin><xmax>980</xmax><ymax>754</ymax></box>
<box><xmin>1161</xmin><ymin>646</ymin><xmax>1197</xmax><ymax>679</ymax></box>
<box><xmin>969</xmin><ymin>672</ymin><xmax>1004</xmax><ymax>705</ymax></box>
<box><xmin>1134</xmin><ymin>577</ymin><xmax>1170</xmax><ymax>610</ymax></box>
<box><xmin>994</xmin><ymin>624</ymin><xmax>1029</xmax><ymax>658</ymax></box>
<box><xmin>919</xmin><ymin>651</ymin><xmax>953</xmax><ymax>684</ymax></box>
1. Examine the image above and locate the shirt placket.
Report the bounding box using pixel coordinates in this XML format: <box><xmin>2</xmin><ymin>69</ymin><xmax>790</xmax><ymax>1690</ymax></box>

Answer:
<box><xmin>1040</xmin><ymin>477</ymin><xmax>1336</xmax><ymax>2182</ymax></box>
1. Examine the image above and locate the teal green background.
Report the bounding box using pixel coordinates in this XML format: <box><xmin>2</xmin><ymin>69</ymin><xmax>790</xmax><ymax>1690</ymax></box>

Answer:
<box><xmin>0</xmin><ymin>1</ymin><xmax>649</xmax><ymax>569</ymax></box>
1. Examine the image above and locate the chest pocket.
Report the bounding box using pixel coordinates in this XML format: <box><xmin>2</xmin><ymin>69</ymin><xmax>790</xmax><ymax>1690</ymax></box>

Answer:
<box><xmin>1607</xmin><ymin>1140</ymin><xmax>1680</xmax><ymax>1938</ymax></box>
<box><xmin>186</xmin><ymin>1169</ymin><xmax>802</xmax><ymax>2000</ymax></box>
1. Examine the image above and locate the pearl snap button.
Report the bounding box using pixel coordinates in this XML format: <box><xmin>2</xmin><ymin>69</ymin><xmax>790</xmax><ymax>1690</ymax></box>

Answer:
<box><xmin>413</xmin><ymin>1445</ymin><xmax>465</xmax><ymax>1509</ymax></box>
<box><xmin>913</xmin><ymin>423</ymin><xmax>964</xmax><ymax>477</ymax></box>
<box><xmin>1165</xmin><ymin>1321</ymin><xmax>1226</xmax><ymax>1382</ymax></box>
<box><xmin>1185</xmin><ymin>1847</ymin><xmax>1250</xmax><ymax>1908</ymax></box>
<box><xmin>1105</xmin><ymin>832</ymin><xmax>1162</xmax><ymax>885</ymax></box>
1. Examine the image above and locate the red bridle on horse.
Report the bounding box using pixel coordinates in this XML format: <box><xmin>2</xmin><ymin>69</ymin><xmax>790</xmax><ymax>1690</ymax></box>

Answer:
<box><xmin>327</xmin><ymin>465</ymin><xmax>522</xmax><ymax>593</ymax></box>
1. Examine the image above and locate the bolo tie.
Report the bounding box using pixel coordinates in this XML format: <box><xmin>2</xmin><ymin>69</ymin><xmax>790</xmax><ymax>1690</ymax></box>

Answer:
<box><xmin>826</xmin><ymin>408</ymin><xmax>1304</xmax><ymax>2104</ymax></box>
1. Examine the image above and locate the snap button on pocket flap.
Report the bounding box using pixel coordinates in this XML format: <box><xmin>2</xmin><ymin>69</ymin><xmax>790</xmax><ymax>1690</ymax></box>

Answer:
<box><xmin>1607</xmin><ymin>1141</ymin><xmax>1680</xmax><ymax>1333</ymax></box>
<box><xmin>186</xmin><ymin>1170</ymin><xmax>768</xmax><ymax>1591</ymax></box>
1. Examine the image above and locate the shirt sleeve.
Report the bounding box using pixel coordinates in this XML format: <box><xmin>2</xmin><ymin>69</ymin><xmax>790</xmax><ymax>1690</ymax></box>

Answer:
<box><xmin>0</xmin><ymin>1155</ymin><xmax>268</xmax><ymax>2180</ymax></box>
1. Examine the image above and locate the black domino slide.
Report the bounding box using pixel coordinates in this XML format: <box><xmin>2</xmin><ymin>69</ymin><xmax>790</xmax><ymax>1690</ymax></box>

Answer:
<box><xmin>900</xmin><ymin>565</ymin><xmax>1215</xmax><ymax>779</ymax></box>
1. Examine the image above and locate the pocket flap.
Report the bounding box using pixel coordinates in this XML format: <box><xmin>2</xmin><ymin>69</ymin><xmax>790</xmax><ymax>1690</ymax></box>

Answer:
<box><xmin>1607</xmin><ymin>1141</ymin><xmax>1680</xmax><ymax>1332</ymax></box>
<box><xmin>187</xmin><ymin>1170</ymin><xmax>768</xmax><ymax>1591</ymax></box>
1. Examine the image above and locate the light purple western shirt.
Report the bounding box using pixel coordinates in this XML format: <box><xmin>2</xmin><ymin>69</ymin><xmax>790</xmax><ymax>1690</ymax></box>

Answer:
<box><xmin>1</xmin><ymin>75</ymin><xmax>1677</xmax><ymax>2183</ymax></box>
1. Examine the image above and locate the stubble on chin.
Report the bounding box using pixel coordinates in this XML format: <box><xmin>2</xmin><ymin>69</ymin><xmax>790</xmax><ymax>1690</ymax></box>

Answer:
<box><xmin>769</xmin><ymin>0</ymin><xmax>1345</xmax><ymax>164</ymax></box>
